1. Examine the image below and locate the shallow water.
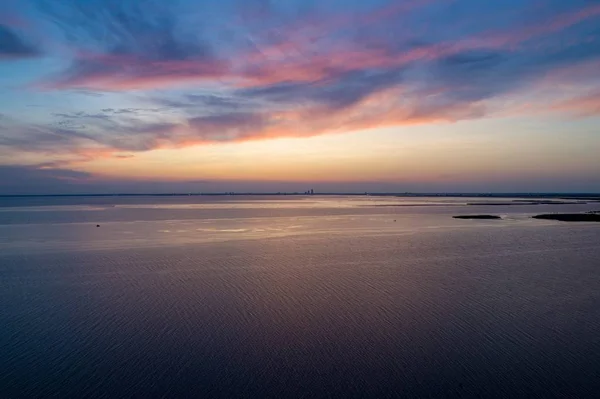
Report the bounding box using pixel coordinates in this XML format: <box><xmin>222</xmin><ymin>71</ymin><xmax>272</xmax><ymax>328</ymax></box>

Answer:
<box><xmin>1</xmin><ymin>196</ymin><xmax>599</xmax><ymax>398</ymax></box>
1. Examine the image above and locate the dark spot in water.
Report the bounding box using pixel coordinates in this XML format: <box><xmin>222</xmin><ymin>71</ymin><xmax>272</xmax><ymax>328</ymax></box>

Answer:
<box><xmin>453</xmin><ymin>215</ymin><xmax>501</xmax><ymax>220</ymax></box>
<box><xmin>532</xmin><ymin>213</ymin><xmax>600</xmax><ymax>222</ymax></box>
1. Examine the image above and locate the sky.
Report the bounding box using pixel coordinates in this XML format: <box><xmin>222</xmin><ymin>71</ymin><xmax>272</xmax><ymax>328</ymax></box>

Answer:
<box><xmin>0</xmin><ymin>0</ymin><xmax>599</xmax><ymax>194</ymax></box>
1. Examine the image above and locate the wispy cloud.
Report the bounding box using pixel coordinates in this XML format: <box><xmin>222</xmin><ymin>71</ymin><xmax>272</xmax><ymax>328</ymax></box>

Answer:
<box><xmin>0</xmin><ymin>0</ymin><xmax>599</xmax><ymax>168</ymax></box>
<box><xmin>34</xmin><ymin>1</ymin><xmax>600</xmax><ymax>91</ymax></box>
<box><xmin>551</xmin><ymin>90</ymin><xmax>600</xmax><ymax>117</ymax></box>
<box><xmin>0</xmin><ymin>24</ymin><xmax>39</xmax><ymax>59</ymax></box>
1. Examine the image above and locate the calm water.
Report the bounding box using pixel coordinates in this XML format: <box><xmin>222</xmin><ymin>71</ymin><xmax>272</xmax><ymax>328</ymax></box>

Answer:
<box><xmin>1</xmin><ymin>196</ymin><xmax>599</xmax><ymax>398</ymax></box>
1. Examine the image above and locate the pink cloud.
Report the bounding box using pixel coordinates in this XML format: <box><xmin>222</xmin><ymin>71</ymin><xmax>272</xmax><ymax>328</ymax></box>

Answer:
<box><xmin>48</xmin><ymin>3</ymin><xmax>598</xmax><ymax>91</ymax></box>
<box><xmin>138</xmin><ymin>87</ymin><xmax>487</xmax><ymax>152</ymax></box>
<box><xmin>551</xmin><ymin>91</ymin><xmax>600</xmax><ymax>117</ymax></box>
<box><xmin>482</xmin><ymin>3</ymin><xmax>600</xmax><ymax>49</ymax></box>
<box><xmin>36</xmin><ymin>1</ymin><xmax>600</xmax><ymax>92</ymax></box>
<box><xmin>44</xmin><ymin>52</ymin><xmax>230</xmax><ymax>90</ymax></box>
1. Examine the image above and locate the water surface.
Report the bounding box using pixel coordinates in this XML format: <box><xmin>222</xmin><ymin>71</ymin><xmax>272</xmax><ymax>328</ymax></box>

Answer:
<box><xmin>1</xmin><ymin>196</ymin><xmax>599</xmax><ymax>397</ymax></box>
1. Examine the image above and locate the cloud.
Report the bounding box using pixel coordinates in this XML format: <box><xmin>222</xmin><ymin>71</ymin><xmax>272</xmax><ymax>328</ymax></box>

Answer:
<box><xmin>0</xmin><ymin>164</ymin><xmax>208</xmax><ymax>194</ymax></box>
<box><xmin>238</xmin><ymin>68</ymin><xmax>406</xmax><ymax>111</ymax></box>
<box><xmin>163</xmin><ymin>85</ymin><xmax>487</xmax><ymax>147</ymax></box>
<box><xmin>0</xmin><ymin>24</ymin><xmax>38</xmax><ymax>60</ymax></box>
<box><xmin>0</xmin><ymin>109</ymin><xmax>181</xmax><ymax>159</ymax></box>
<box><xmin>187</xmin><ymin>113</ymin><xmax>268</xmax><ymax>141</ymax></box>
<box><xmin>35</xmin><ymin>1</ymin><xmax>600</xmax><ymax>92</ymax></box>
<box><xmin>0</xmin><ymin>165</ymin><xmax>91</xmax><ymax>194</ymax></box>
<box><xmin>0</xmin><ymin>124</ymin><xmax>98</xmax><ymax>153</ymax></box>
<box><xmin>101</xmin><ymin>108</ymin><xmax>162</xmax><ymax>115</ymax></box>
<box><xmin>46</xmin><ymin>110</ymin><xmax>183</xmax><ymax>152</ymax></box>
<box><xmin>48</xmin><ymin>55</ymin><xmax>228</xmax><ymax>91</ymax></box>
<box><xmin>35</xmin><ymin>0</ymin><xmax>226</xmax><ymax>90</ymax></box>
<box><xmin>551</xmin><ymin>91</ymin><xmax>600</xmax><ymax>117</ymax></box>
<box><xmin>0</xmin><ymin>0</ymin><xmax>598</xmax><ymax>165</ymax></box>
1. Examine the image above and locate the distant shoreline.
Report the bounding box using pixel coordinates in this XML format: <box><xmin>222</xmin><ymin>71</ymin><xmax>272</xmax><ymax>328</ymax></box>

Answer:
<box><xmin>1</xmin><ymin>193</ymin><xmax>600</xmax><ymax>199</ymax></box>
<box><xmin>532</xmin><ymin>213</ymin><xmax>600</xmax><ymax>222</ymax></box>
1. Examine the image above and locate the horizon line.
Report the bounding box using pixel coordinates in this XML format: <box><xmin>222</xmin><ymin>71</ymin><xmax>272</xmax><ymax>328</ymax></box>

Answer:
<box><xmin>1</xmin><ymin>192</ymin><xmax>600</xmax><ymax>198</ymax></box>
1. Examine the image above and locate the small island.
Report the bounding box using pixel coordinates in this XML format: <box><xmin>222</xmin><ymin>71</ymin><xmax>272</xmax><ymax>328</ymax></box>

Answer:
<box><xmin>453</xmin><ymin>215</ymin><xmax>502</xmax><ymax>220</ymax></box>
<box><xmin>532</xmin><ymin>213</ymin><xmax>600</xmax><ymax>222</ymax></box>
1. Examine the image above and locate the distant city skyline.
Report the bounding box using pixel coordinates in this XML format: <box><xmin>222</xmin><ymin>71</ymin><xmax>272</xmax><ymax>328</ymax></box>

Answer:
<box><xmin>1</xmin><ymin>0</ymin><xmax>599</xmax><ymax>194</ymax></box>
